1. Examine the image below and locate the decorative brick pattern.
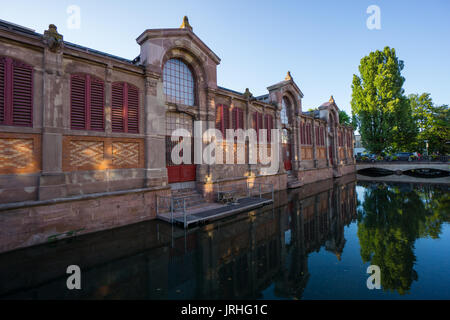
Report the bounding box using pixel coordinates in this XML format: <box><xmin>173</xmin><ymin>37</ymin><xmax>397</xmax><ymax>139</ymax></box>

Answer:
<box><xmin>339</xmin><ymin>147</ymin><xmax>346</xmax><ymax>160</ymax></box>
<box><xmin>0</xmin><ymin>138</ymin><xmax>33</xmax><ymax>167</ymax></box>
<box><xmin>63</xmin><ymin>136</ymin><xmax>144</xmax><ymax>171</ymax></box>
<box><xmin>112</xmin><ymin>142</ymin><xmax>139</xmax><ymax>167</ymax></box>
<box><xmin>70</xmin><ymin>140</ymin><xmax>105</xmax><ymax>168</ymax></box>
<box><xmin>0</xmin><ymin>133</ymin><xmax>41</xmax><ymax>174</ymax></box>
<box><xmin>301</xmin><ymin>146</ymin><xmax>313</xmax><ymax>160</ymax></box>
<box><xmin>317</xmin><ymin>147</ymin><xmax>326</xmax><ymax>159</ymax></box>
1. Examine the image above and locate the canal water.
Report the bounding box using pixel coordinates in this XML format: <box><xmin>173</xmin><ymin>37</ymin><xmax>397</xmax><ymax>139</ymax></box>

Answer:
<box><xmin>0</xmin><ymin>177</ymin><xmax>449</xmax><ymax>299</ymax></box>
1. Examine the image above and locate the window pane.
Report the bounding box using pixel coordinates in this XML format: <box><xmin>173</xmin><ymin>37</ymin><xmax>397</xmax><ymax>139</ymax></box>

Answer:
<box><xmin>163</xmin><ymin>58</ymin><xmax>195</xmax><ymax>106</ymax></box>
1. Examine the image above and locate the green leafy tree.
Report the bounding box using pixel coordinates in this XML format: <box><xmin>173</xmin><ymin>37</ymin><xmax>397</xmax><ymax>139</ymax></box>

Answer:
<box><xmin>351</xmin><ymin>47</ymin><xmax>415</xmax><ymax>154</ymax></box>
<box><xmin>409</xmin><ymin>93</ymin><xmax>449</xmax><ymax>154</ymax></box>
<box><xmin>357</xmin><ymin>183</ymin><xmax>447</xmax><ymax>295</ymax></box>
<box><xmin>338</xmin><ymin>110</ymin><xmax>353</xmax><ymax>127</ymax></box>
<box><xmin>391</xmin><ymin>97</ymin><xmax>418</xmax><ymax>152</ymax></box>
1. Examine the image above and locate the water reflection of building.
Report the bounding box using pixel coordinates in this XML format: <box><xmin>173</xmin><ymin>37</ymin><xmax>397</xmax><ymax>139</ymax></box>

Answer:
<box><xmin>0</xmin><ymin>178</ymin><xmax>357</xmax><ymax>300</ymax></box>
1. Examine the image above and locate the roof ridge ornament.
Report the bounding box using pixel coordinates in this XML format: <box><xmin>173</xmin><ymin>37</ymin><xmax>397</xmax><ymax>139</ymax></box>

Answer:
<box><xmin>285</xmin><ymin>71</ymin><xmax>293</xmax><ymax>81</ymax></box>
<box><xmin>243</xmin><ymin>88</ymin><xmax>253</xmax><ymax>99</ymax></box>
<box><xmin>43</xmin><ymin>24</ymin><xmax>63</xmax><ymax>52</ymax></box>
<box><xmin>329</xmin><ymin>95</ymin><xmax>335</xmax><ymax>104</ymax></box>
<box><xmin>180</xmin><ymin>16</ymin><xmax>193</xmax><ymax>31</ymax></box>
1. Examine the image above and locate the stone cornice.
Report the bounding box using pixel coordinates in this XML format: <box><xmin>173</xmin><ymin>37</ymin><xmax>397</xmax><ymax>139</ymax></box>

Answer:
<box><xmin>136</xmin><ymin>28</ymin><xmax>221</xmax><ymax>65</ymax></box>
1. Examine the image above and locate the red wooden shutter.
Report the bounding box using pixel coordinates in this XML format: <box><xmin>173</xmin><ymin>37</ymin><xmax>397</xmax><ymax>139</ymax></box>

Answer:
<box><xmin>216</xmin><ymin>105</ymin><xmax>223</xmax><ymax>134</ymax></box>
<box><xmin>127</xmin><ymin>84</ymin><xmax>139</xmax><ymax>133</ymax></box>
<box><xmin>315</xmin><ymin>127</ymin><xmax>319</xmax><ymax>145</ymax></box>
<box><xmin>257</xmin><ymin>112</ymin><xmax>262</xmax><ymax>141</ymax></box>
<box><xmin>264</xmin><ymin>114</ymin><xmax>268</xmax><ymax>142</ymax></box>
<box><xmin>302</xmin><ymin>123</ymin><xmax>306</xmax><ymax>144</ymax></box>
<box><xmin>223</xmin><ymin>105</ymin><xmax>229</xmax><ymax>137</ymax></box>
<box><xmin>264</xmin><ymin>114</ymin><xmax>273</xmax><ymax>142</ymax></box>
<box><xmin>252</xmin><ymin>112</ymin><xmax>257</xmax><ymax>140</ymax></box>
<box><xmin>238</xmin><ymin>108</ymin><xmax>244</xmax><ymax>130</ymax></box>
<box><xmin>232</xmin><ymin>107</ymin><xmax>243</xmax><ymax>130</ymax></box>
<box><xmin>89</xmin><ymin>77</ymin><xmax>104</xmax><ymax>130</ymax></box>
<box><xmin>71</xmin><ymin>75</ymin><xmax>86</xmax><ymax>129</ymax></box>
<box><xmin>309</xmin><ymin>124</ymin><xmax>312</xmax><ymax>145</ymax></box>
<box><xmin>232</xmin><ymin>107</ymin><xmax>237</xmax><ymax>130</ymax></box>
<box><xmin>267</xmin><ymin>115</ymin><xmax>273</xmax><ymax>142</ymax></box>
<box><xmin>0</xmin><ymin>58</ymin><xmax>4</xmax><ymax>124</ymax></box>
<box><xmin>216</xmin><ymin>104</ymin><xmax>229</xmax><ymax>136</ymax></box>
<box><xmin>306</xmin><ymin>124</ymin><xmax>309</xmax><ymax>144</ymax></box>
<box><xmin>12</xmin><ymin>60</ymin><xmax>33</xmax><ymax>126</ymax></box>
<box><xmin>320</xmin><ymin>127</ymin><xmax>324</xmax><ymax>145</ymax></box>
<box><xmin>111</xmin><ymin>82</ymin><xmax>124</xmax><ymax>132</ymax></box>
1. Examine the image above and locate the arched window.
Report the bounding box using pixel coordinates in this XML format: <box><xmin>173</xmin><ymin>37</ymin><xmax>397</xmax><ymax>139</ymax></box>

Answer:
<box><xmin>281</xmin><ymin>97</ymin><xmax>290</xmax><ymax>125</ymax></box>
<box><xmin>111</xmin><ymin>82</ymin><xmax>139</xmax><ymax>133</ymax></box>
<box><xmin>70</xmin><ymin>74</ymin><xmax>104</xmax><ymax>131</ymax></box>
<box><xmin>163</xmin><ymin>58</ymin><xmax>195</xmax><ymax>106</ymax></box>
<box><xmin>0</xmin><ymin>57</ymin><xmax>33</xmax><ymax>127</ymax></box>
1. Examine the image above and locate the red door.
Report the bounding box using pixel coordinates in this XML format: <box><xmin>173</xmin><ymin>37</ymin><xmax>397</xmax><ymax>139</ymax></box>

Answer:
<box><xmin>165</xmin><ymin>113</ymin><xmax>196</xmax><ymax>184</ymax></box>
<box><xmin>282</xmin><ymin>129</ymin><xmax>292</xmax><ymax>171</ymax></box>
<box><xmin>283</xmin><ymin>144</ymin><xmax>292</xmax><ymax>171</ymax></box>
<box><xmin>167</xmin><ymin>164</ymin><xmax>196</xmax><ymax>183</ymax></box>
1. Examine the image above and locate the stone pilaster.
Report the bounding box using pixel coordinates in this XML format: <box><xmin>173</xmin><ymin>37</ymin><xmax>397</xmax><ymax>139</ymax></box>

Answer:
<box><xmin>143</xmin><ymin>70</ymin><xmax>167</xmax><ymax>187</ymax></box>
<box><xmin>39</xmin><ymin>25</ymin><xmax>67</xmax><ymax>200</ymax></box>
<box><xmin>312</xmin><ymin>120</ymin><xmax>318</xmax><ymax>168</ymax></box>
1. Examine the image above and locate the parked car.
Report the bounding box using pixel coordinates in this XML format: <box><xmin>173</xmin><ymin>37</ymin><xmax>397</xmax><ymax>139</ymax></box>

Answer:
<box><xmin>394</xmin><ymin>152</ymin><xmax>413</xmax><ymax>161</ymax></box>
<box><xmin>367</xmin><ymin>154</ymin><xmax>378</xmax><ymax>162</ymax></box>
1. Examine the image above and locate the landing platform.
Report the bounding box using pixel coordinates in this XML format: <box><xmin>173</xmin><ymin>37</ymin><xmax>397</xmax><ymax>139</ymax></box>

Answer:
<box><xmin>156</xmin><ymin>197</ymin><xmax>273</xmax><ymax>228</ymax></box>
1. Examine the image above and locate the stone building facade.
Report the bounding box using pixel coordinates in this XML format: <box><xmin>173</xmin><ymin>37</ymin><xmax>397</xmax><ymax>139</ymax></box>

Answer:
<box><xmin>0</xmin><ymin>17</ymin><xmax>354</xmax><ymax>252</ymax></box>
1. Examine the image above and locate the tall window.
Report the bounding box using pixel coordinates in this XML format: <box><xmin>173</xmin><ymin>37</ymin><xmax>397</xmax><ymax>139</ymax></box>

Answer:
<box><xmin>281</xmin><ymin>97</ymin><xmax>289</xmax><ymax>125</ymax></box>
<box><xmin>319</xmin><ymin>127</ymin><xmax>325</xmax><ymax>146</ymax></box>
<box><xmin>70</xmin><ymin>74</ymin><xmax>105</xmax><ymax>131</ymax></box>
<box><xmin>253</xmin><ymin>112</ymin><xmax>263</xmax><ymax>141</ymax></box>
<box><xmin>232</xmin><ymin>107</ymin><xmax>244</xmax><ymax>130</ymax></box>
<box><xmin>300</xmin><ymin>122</ymin><xmax>304</xmax><ymax>144</ymax></box>
<box><xmin>111</xmin><ymin>82</ymin><xmax>139</xmax><ymax>133</ymax></box>
<box><xmin>264</xmin><ymin>114</ymin><xmax>274</xmax><ymax>142</ymax></box>
<box><xmin>216</xmin><ymin>104</ymin><xmax>230</xmax><ymax>137</ymax></box>
<box><xmin>305</xmin><ymin>123</ymin><xmax>312</xmax><ymax>145</ymax></box>
<box><xmin>163</xmin><ymin>58</ymin><xmax>195</xmax><ymax>106</ymax></box>
<box><xmin>0</xmin><ymin>57</ymin><xmax>33</xmax><ymax>127</ymax></box>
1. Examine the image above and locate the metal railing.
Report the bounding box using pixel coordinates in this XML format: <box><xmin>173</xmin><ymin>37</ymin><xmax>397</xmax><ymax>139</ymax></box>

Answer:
<box><xmin>216</xmin><ymin>181</ymin><xmax>274</xmax><ymax>203</ymax></box>
<box><xmin>156</xmin><ymin>195</ymin><xmax>188</xmax><ymax>228</ymax></box>
<box><xmin>356</xmin><ymin>155</ymin><xmax>449</xmax><ymax>163</ymax></box>
<box><xmin>157</xmin><ymin>182</ymin><xmax>275</xmax><ymax>228</ymax></box>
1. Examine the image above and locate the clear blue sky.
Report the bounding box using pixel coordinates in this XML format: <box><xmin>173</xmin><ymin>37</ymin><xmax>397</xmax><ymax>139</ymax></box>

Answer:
<box><xmin>2</xmin><ymin>0</ymin><xmax>449</xmax><ymax>115</ymax></box>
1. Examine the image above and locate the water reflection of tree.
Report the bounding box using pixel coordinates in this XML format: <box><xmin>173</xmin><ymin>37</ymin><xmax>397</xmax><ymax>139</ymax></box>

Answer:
<box><xmin>357</xmin><ymin>182</ymin><xmax>448</xmax><ymax>295</ymax></box>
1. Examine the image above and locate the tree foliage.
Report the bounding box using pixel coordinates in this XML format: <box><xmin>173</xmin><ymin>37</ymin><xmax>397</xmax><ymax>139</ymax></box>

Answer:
<box><xmin>357</xmin><ymin>183</ymin><xmax>447</xmax><ymax>295</ymax></box>
<box><xmin>338</xmin><ymin>110</ymin><xmax>353</xmax><ymax>127</ymax></box>
<box><xmin>351</xmin><ymin>47</ymin><xmax>417</xmax><ymax>154</ymax></box>
<box><xmin>409</xmin><ymin>93</ymin><xmax>449</xmax><ymax>154</ymax></box>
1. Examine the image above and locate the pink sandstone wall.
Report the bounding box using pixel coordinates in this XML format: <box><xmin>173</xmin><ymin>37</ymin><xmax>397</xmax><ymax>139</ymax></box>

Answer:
<box><xmin>0</xmin><ymin>187</ymin><xmax>170</xmax><ymax>254</ymax></box>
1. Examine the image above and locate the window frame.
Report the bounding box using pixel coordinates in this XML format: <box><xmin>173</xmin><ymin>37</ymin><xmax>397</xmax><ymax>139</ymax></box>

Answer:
<box><xmin>163</xmin><ymin>58</ymin><xmax>196</xmax><ymax>106</ymax></box>
<box><xmin>111</xmin><ymin>81</ymin><xmax>140</xmax><ymax>134</ymax></box>
<box><xmin>0</xmin><ymin>56</ymin><xmax>34</xmax><ymax>127</ymax></box>
<box><xmin>70</xmin><ymin>73</ymin><xmax>105</xmax><ymax>131</ymax></box>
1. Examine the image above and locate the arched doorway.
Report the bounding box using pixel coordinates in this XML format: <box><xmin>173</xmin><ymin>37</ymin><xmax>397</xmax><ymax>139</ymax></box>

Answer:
<box><xmin>328</xmin><ymin>111</ymin><xmax>336</xmax><ymax>166</ymax></box>
<box><xmin>165</xmin><ymin>112</ymin><xmax>196</xmax><ymax>183</ymax></box>
<box><xmin>281</xmin><ymin>97</ymin><xmax>293</xmax><ymax>172</ymax></box>
<box><xmin>281</xmin><ymin>128</ymin><xmax>292</xmax><ymax>171</ymax></box>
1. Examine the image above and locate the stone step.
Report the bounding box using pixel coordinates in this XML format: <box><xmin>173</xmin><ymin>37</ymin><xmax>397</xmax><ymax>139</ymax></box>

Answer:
<box><xmin>171</xmin><ymin>188</ymin><xmax>197</xmax><ymax>195</ymax></box>
<box><xmin>170</xmin><ymin>188</ymin><xmax>208</xmax><ymax>212</ymax></box>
